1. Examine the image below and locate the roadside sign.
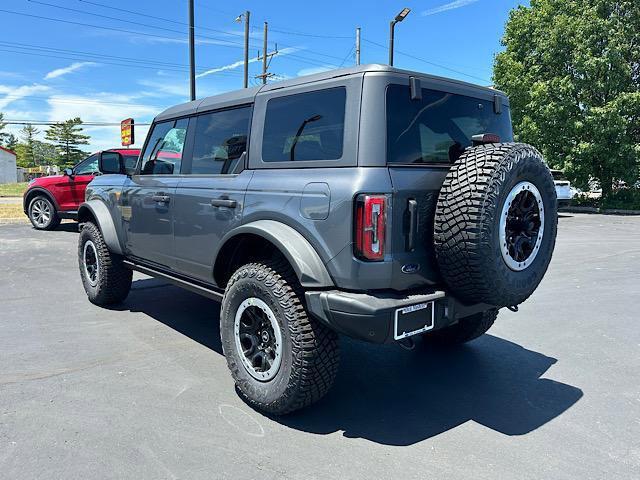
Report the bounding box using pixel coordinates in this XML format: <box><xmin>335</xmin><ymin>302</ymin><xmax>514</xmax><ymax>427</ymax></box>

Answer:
<box><xmin>121</xmin><ymin>118</ymin><xmax>134</xmax><ymax>146</ymax></box>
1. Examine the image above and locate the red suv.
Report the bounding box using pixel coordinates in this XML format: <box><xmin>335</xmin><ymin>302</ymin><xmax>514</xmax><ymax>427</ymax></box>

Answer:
<box><xmin>23</xmin><ymin>149</ymin><xmax>140</xmax><ymax>230</ymax></box>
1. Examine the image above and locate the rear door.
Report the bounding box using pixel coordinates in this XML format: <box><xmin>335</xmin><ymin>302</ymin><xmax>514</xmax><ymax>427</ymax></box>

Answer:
<box><xmin>173</xmin><ymin>105</ymin><xmax>253</xmax><ymax>283</ymax></box>
<box><xmin>122</xmin><ymin>118</ymin><xmax>189</xmax><ymax>269</ymax></box>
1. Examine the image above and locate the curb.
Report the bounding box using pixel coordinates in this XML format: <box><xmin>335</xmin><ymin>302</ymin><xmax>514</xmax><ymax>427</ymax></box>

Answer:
<box><xmin>559</xmin><ymin>206</ymin><xmax>640</xmax><ymax>216</ymax></box>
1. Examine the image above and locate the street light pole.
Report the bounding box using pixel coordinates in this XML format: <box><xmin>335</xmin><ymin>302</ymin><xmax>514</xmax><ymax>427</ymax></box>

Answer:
<box><xmin>236</xmin><ymin>11</ymin><xmax>251</xmax><ymax>88</ymax></box>
<box><xmin>262</xmin><ymin>21</ymin><xmax>268</xmax><ymax>85</ymax></box>
<box><xmin>356</xmin><ymin>27</ymin><xmax>361</xmax><ymax>65</ymax></box>
<box><xmin>388</xmin><ymin>20</ymin><xmax>395</xmax><ymax>66</ymax></box>
<box><xmin>389</xmin><ymin>7</ymin><xmax>411</xmax><ymax>67</ymax></box>
<box><xmin>188</xmin><ymin>0</ymin><xmax>196</xmax><ymax>100</ymax></box>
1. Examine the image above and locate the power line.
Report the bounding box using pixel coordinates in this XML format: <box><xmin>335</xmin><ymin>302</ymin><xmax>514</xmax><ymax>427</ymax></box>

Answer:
<box><xmin>0</xmin><ymin>93</ymin><xmax>167</xmax><ymax>109</ymax></box>
<box><xmin>34</xmin><ymin>1</ymin><xmax>351</xmax><ymax>70</ymax></box>
<box><xmin>0</xmin><ymin>45</ymin><xmax>243</xmax><ymax>78</ymax></box>
<box><xmin>362</xmin><ymin>38</ymin><xmax>491</xmax><ymax>83</ymax></box>
<box><xmin>4</xmin><ymin>120</ymin><xmax>152</xmax><ymax>126</ymax></box>
<box><xmin>28</xmin><ymin>0</ymin><xmax>257</xmax><ymax>49</ymax></box>
<box><xmin>0</xmin><ymin>8</ymin><xmax>245</xmax><ymax>49</ymax></box>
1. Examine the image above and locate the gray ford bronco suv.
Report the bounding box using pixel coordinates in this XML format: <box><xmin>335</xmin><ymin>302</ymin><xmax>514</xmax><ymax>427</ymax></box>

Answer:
<box><xmin>77</xmin><ymin>65</ymin><xmax>557</xmax><ymax>415</ymax></box>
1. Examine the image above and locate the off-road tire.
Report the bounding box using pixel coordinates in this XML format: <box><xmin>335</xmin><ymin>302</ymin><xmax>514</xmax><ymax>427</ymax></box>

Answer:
<box><xmin>220</xmin><ymin>259</ymin><xmax>339</xmax><ymax>415</ymax></box>
<box><xmin>78</xmin><ymin>221</ymin><xmax>132</xmax><ymax>305</ymax></box>
<box><xmin>28</xmin><ymin>195</ymin><xmax>61</xmax><ymax>230</ymax></box>
<box><xmin>423</xmin><ymin>309</ymin><xmax>498</xmax><ymax>346</ymax></box>
<box><xmin>434</xmin><ymin>143</ymin><xmax>557</xmax><ymax>308</ymax></box>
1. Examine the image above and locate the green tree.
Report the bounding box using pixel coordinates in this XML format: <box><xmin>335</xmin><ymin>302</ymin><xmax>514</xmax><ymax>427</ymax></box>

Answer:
<box><xmin>493</xmin><ymin>0</ymin><xmax>640</xmax><ymax>198</ymax></box>
<box><xmin>45</xmin><ymin>117</ymin><xmax>90</xmax><ymax>166</ymax></box>
<box><xmin>4</xmin><ymin>133</ymin><xmax>18</xmax><ymax>151</ymax></box>
<box><xmin>32</xmin><ymin>140</ymin><xmax>58</xmax><ymax>165</ymax></box>
<box><xmin>0</xmin><ymin>112</ymin><xmax>9</xmax><ymax>146</ymax></box>
<box><xmin>19</xmin><ymin>124</ymin><xmax>40</xmax><ymax>166</ymax></box>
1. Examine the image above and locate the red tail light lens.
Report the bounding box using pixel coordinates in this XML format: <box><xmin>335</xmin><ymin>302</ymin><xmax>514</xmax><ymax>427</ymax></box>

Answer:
<box><xmin>354</xmin><ymin>194</ymin><xmax>386</xmax><ymax>261</ymax></box>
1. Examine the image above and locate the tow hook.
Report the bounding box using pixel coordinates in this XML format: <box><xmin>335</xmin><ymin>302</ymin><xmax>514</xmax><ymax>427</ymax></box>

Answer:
<box><xmin>398</xmin><ymin>337</ymin><xmax>415</xmax><ymax>351</ymax></box>
<box><xmin>507</xmin><ymin>305</ymin><xmax>519</xmax><ymax>312</ymax></box>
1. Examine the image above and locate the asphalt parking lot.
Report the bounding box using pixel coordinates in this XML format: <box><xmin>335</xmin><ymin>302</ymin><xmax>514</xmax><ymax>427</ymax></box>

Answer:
<box><xmin>1</xmin><ymin>214</ymin><xmax>639</xmax><ymax>479</ymax></box>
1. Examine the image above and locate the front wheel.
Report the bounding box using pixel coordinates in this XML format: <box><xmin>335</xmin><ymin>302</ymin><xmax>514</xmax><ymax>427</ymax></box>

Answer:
<box><xmin>78</xmin><ymin>222</ymin><xmax>132</xmax><ymax>305</ymax></box>
<box><xmin>220</xmin><ymin>259</ymin><xmax>339</xmax><ymax>415</ymax></box>
<box><xmin>28</xmin><ymin>196</ymin><xmax>60</xmax><ymax>230</ymax></box>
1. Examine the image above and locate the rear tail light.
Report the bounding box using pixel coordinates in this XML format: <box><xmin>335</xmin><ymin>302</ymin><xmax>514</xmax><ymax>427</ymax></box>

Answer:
<box><xmin>354</xmin><ymin>194</ymin><xmax>386</xmax><ymax>261</ymax></box>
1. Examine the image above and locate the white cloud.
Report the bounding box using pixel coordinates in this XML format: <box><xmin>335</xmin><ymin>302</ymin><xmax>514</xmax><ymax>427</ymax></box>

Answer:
<box><xmin>138</xmin><ymin>79</ymin><xmax>190</xmax><ymax>98</ymax></box>
<box><xmin>44</xmin><ymin>62</ymin><xmax>97</xmax><ymax>80</ymax></box>
<box><xmin>297</xmin><ymin>65</ymin><xmax>334</xmax><ymax>77</ymax></box>
<box><xmin>422</xmin><ymin>0</ymin><xmax>479</xmax><ymax>16</ymax></box>
<box><xmin>46</xmin><ymin>93</ymin><xmax>159</xmax><ymax>151</ymax></box>
<box><xmin>196</xmin><ymin>47</ymin><xmax>300</xmax><ymax>79</ymax></box>
<box><xmin>0</xmin><ymin>83</ymin><xmax>50</xmax><ymax>110</ymax></box>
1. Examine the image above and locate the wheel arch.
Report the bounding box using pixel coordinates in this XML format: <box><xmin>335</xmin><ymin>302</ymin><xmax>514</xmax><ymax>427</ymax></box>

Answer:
<box><xmin>77</xmin><ymin>200</ymin><xmax>123</xmax><ymax>255</ymax></box>
<box><xmin>213</xmin><ymin>220</ymin><xmax>334</xmax><ymax>289</ymax></box>
<box><xmin>23</xmin><ymin>187</ymin><xmax>59</xmax><ymax>214</ymax></box>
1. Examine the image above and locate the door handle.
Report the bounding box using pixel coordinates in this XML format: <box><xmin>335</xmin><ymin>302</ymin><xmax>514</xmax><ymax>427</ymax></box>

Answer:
<box><xmin>210</xmin><ymin>198</ymin><xmax>237</xmax><ymax>208</ymax></box>
<box><xmin>151</xmin><ymin>194</ymin><xmax>170</xmax><ymax>203</ymax></box>
<box><xmin>407</xmin><ymin>199</ymin><xmax>418</xmax><ymax>251</ymax></box>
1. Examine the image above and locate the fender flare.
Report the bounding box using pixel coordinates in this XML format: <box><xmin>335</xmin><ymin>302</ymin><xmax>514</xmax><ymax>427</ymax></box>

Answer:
<box><xmin>77</xmin><ymin>200</ymin><xmax>123</xmax><ymax>255</ymax></box>
<box><xmin>217</xmin><ymin>220</ymin><xmax>334</xmax><ymax>288</ymax></box>
<box><xmin>23</xmin><ymin>187</ymin><xmax>60</xmax><ymax>214</ymax></box>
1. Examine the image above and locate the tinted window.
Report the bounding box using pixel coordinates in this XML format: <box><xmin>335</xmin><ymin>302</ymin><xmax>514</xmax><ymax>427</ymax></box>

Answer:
<box><xmin>139</xmin><ymin>118</ymin><xmax>188</xmax><ymax>175</ymax></box>
<box><xmin>386</xmin><ymin>85</ymin><xmax>513</xmax><ymax>164</ymax></box>
<box><xmin>262</xmin><ymin>87</ymin><xmax>346</xmax><ymax>162</ymax></box>
<box><xmin>123</xmin><ymin>154</ymin><xmax>139</xmax><ymax>175</ymax></box>
<box><xmin>74</xmin><ymin>154</ymin><xmax>99</xmax><ymax>175</ymax></box>
<box><xmin>188</xmin><ymin>107</ymin><xmax>251</xmax><ymax>175</ymax></box>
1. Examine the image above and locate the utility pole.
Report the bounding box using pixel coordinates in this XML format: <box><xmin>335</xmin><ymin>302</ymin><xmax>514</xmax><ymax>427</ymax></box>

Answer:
<box><xmin>355</xmin><ymin>27</ymin><xmax>361</xmax><ymax>65</ymax></box>
<box><xmin>389</xmin><ymin>7</ymin><xmax>411</xmax><ymax>66</ymax></box>
<box><xmin>188</xmin><ymin>0</ymin><xmax>196</xmax><ymax>100</ymax></box>
<box><xmin>236</xmin><ymin>11</ymin><xmax>251</xmax><ymax>88</ymax></box>
<box><xmin>261</xmin><ymin>22</ymin><xmax>268</xmax><ymax>85</ymax></box>
<box><xmin>255</xmin><ymin>22</ymin><xmax>278</xmax><ymax>85</ymax></box>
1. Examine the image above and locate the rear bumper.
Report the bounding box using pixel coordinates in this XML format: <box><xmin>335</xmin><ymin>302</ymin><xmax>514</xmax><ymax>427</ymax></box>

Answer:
<box><xmin>305</xmin><ymin>289</ymin><xmax>490</xmax><ymax>344</ymax></box>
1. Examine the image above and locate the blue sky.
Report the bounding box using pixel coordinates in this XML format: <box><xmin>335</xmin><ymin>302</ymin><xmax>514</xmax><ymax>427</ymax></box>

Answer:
<box><xmin>0</xmin><ymin>0</ymin><xmax>527</xmax><ymax>152</ymax></box>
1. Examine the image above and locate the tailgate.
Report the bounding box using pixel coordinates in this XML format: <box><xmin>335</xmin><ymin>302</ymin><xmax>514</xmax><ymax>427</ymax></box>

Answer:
<box><xmin>388</xmin><ymin>166</ymin><xmax>449</xmax><ymax>290</ymax></box>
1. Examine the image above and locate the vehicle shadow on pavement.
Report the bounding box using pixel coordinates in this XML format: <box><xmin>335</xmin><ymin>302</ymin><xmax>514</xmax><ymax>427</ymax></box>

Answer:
<box><xmin>118</xmin><ymin>278</ymin><xmax>223</xmax><ymax>353</ymax></box>
<box><xmin>54</xmin><ymin>222</ymin><xmax>79</xmax><ymax>233</ymax></box>
<box><xmin>119</xmin><ymin>279</ymin><xmax>583</xmax><ymax>446</ymax></box>
<box><xmin>281</xmin><ymin>335</ymin><xmax>584</xmax><ymax>445</ymax></box>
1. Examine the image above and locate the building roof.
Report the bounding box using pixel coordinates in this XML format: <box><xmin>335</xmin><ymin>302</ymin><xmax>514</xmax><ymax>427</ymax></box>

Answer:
<box><xmin>0</xmin><ymin>145</ymin><xmax>16</xmax><ymax>156</ymax></box>
<box><xmin>154</xmin><ymin>64</ymin><xmax>503</xmax><ymax>122</ymax></box>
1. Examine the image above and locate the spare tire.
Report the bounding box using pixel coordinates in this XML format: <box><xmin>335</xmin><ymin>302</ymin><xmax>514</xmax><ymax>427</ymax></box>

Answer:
<box><xmin>434</xmin><ymin>143</ymin><xmax>557</xmax><ymax>308</ymax></box>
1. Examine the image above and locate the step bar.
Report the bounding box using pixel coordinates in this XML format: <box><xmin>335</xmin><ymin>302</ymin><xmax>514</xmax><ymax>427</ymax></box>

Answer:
<box><xmin>123</xmin><ymin>260</ymin><xmax>224</xmax><ymax>301</ymax></box>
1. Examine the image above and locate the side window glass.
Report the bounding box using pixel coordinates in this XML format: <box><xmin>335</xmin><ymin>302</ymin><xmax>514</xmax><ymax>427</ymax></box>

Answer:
<box><xmin>189</xmin><ymin>107</ymin><xmax>251</xmax><ymax>175</ymax></box>
<box><xmin>262</xmin><ymin>87</ymin><xmax>346</xmax><ymax>162</ymax></box>
<box><xmin>74</xmin><ymin>154</ymin><xmax>99</xmax><ymax>175</ymax></box>
<box><xmin>139</xmin><ymin>118</ymin><xmax>188</xmax><ymax>175</ymax></box>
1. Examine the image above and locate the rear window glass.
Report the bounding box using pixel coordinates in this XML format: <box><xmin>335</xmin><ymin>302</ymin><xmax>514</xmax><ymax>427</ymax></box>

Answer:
<box><xmin>386</xmin><ymin>84</ymin><xmax>513</xmax><ymax>165</ymax></box>
<box><xmin>262</xmin><ymin>87</ymin><xmax>346</xmax><ymax>162</ymax></box>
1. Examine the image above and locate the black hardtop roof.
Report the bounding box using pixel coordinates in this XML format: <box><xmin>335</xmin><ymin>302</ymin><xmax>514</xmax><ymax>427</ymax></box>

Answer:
<box><xmin>154</xmin><ymin>64</ymin><xmax>504</xmax><ymax>122</ymax></box>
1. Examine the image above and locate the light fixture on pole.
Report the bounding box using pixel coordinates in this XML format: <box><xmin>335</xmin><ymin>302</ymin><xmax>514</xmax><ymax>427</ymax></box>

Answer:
<box><xmin>389</xmin><ymin>7</ymin><xmax>411</xmax><ymax>66</ymax></box>
<box><xmin>236</xmin><ymin>11</ymin><xmax>251</xmax><ymax>88</ymax></box>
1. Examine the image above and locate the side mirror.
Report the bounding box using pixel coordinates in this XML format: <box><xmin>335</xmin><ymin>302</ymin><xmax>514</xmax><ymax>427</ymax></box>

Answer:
<box><xmin>99</xmin><ymin>151</ymin><xmax>125</xmax><ymax>175</ymax></box>
<box><xmin>63</xmin><ymin>168</ymin><xmax>74</xmax><ymax>177</ymax></box>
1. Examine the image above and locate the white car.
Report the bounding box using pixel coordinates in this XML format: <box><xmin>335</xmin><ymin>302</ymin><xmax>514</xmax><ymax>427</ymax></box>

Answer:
<box><xmin>551</xmin><ymin>170</ymin><xmax>573</xmax><ymax>207</ymax></box>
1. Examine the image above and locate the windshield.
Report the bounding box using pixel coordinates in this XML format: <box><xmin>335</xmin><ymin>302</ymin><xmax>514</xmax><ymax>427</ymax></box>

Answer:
<box><xmin>386</xmin><ymin>84</ymin><xmax>513</xmax><ymax>165</ymax></box>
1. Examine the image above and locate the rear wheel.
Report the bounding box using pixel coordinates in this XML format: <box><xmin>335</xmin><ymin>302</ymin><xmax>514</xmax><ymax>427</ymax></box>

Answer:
<box><xmin>28</xmin><ymin>196</ymin><xmax>60</xmax><ymax>230</ymax></box>
<box><xmin>423</xmin><ymin>309</ymin><xmax>498</xmax><ymax>346</ymax></box>
<box><xmin>78</xmin><ymin>222</ymin><xmax>132</xmax><ymax>305</ymax></box>
<box><xmin>220</xmin><ymin>259</ymin><xmax>339</xmax><ymax>415</ymax></box>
